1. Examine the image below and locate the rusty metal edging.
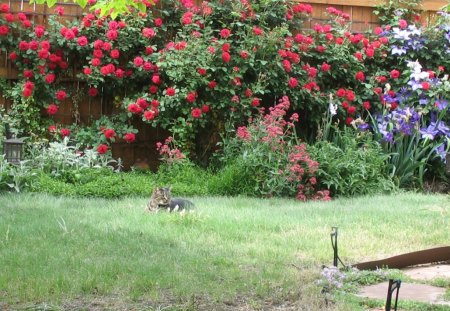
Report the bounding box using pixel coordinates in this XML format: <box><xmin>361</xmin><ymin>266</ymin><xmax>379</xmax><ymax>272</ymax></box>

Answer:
<box><xmin>352</xmin><ymin>246</ymin><xmax>450</xmax><ymax>270</ymax></box>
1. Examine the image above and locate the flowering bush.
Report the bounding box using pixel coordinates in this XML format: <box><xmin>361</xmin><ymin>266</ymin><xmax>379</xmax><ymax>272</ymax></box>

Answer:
<box><xmin>1</xmin><ymin>0</ymin><xmax>450</xmax><ymax>193</ymax></box>
<box><xmin>219</xmin><ymin>96</ymin><xmax>330</xmax><ymax>201</ymax></box>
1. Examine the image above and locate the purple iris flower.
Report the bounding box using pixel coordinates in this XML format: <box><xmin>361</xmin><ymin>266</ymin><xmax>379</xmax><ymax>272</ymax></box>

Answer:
<box><xmin>420</xmin><ymin>125</ymin><xmax>438</xmax><ymax>140</ymax></box>
<box><xmin>435</xmin><ymin>98</ymin><xmax>449</xmax><ymax>111</ymax></box>
<box><xmin>435</xmin><ymin>143</ymin><xmax>447</xmax><ymax>161</ymax></box>
<box><xmin>391</xmin><ymin>45</ymin><xmax>407</xmax><ymax>55</ymax></box>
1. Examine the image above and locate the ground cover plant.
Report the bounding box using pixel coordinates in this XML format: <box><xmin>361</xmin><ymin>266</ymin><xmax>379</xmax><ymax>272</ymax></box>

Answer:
<box><xmin>0</xmin><ymin>192</ymin><xmax>449</xmax><ymax>310</ymax></box>
<box><xmin>1</xmin><ymin>0</ymin><xmax>450</xmax><ymax>199</ymax></box>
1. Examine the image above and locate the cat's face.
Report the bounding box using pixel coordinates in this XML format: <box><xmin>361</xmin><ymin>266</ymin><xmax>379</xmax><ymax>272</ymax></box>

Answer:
<box><xmin>152</xmin><ymin>187</ymin><xmax>171</xmax><ymax>205</ymax></box>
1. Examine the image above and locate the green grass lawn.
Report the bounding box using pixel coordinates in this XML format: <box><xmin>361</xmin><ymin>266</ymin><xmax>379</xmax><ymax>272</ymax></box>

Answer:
<box><xmin>0</xmin><ymin>192</ymin><xmax>449</xmax><ymax>310</ymax></box>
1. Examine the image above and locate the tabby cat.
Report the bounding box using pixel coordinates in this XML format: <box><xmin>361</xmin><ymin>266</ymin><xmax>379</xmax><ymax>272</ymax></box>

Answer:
<box><xmin>146</xmin><ymin>186</ymin><xmax>194</xmax><ymax>212</ymax></box>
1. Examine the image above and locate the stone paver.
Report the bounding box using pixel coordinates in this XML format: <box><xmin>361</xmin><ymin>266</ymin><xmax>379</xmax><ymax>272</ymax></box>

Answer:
<box><xmin>358</xmin><ymin>282</ymin><xmax>450</xmax><ymax>306</ymax></box>
<box><xmin>402</xmin><ymin>264</ymin><xmax>450</xmax><ymax>281</ymax></box>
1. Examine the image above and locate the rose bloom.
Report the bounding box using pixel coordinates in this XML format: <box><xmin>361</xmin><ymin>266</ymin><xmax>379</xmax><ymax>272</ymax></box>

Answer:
<box><xmin>398</xmin><ymin>19</ymin><xmax>408</xmax><ymax>29</ymax></box>
<box><xmin>88</xmin><ymin>87</ymin><xmax>98</xmax><ymax>97</ymax></box>
<box><xmin>363</xmin><ymin>101</ymin><xmax>371</xmax><ymax>110</ymax></box>
<box><xmin>38</xmin><ymin>49</ymin><xmax>49</xmax><ymax>59</ymax></box>
<box><xmin>197</xmin><ymin>68</ymin><xmax>206</xmax><ymax>75</ymax></box>
<box><xmin>221</xmin><ymin>43</ymin><xmax>230</xmax><ymax>52</ymax></box>
<box><xmin>345</xmin><ymin>116</ymin><xmax>354</xmax><ymax>125</ymax></box>
<box><xmin>77</xmin><ymin>36</ymin><xmax>88</xmax><ymax>46</ymax></box>
<box><xmin>48</xmin><ymin>125</ymin><xmax>57</xmax><ymax>134</ymax></box>
<box><xmin>347</xmin><ymin>106</ymin><xmax>356</xmax><ymax>115</ymax></box>
<box><xmin>142</xmin><ymin>27</ymin><xmax>156</xmax><ymax>38</ymax></box>
<box><xmin>152</xmin><ymin>74</ymin><xmax>161</xmax><ymax>84</ymax></box>
<box><xmin>56</xmin><ymin>90</ymin><xmax>67</xmax><ymax>101</ymax></box>
<box><xmin>29</xmin><ymin>40</ymin><xmax>39</xmax><ymax>51</ymax></box>
<box><xmin>23</xmin><ymin>70</ymin><xmax>33</xmax><ymax>78</ymax></box>
<box><xmin>60</xmin><ymin>128</ymin><xmax>70</xmax><ymax>137</ymax></box>
<box><xmin>22</xmin><ymin>88</ymin><xmax>33</xmax><ymax>97</ymax></box>
<box><xmin>220</xmin><ymin>28</ymin><xmax>231</xmax><ymax>38</ymax></box>
<box><xmin>5</xmin><ymin>13</ymin><xmax>14</xmax><ymax>22</ymax></box>
<box><xmin>288</xmin><ymin>77</ymin><xmax>298</xmax><ymax>88</ymax></box>
<box><xmin>422</xmin><ymin>81</ymin><xmax>430</xmax><ymax>90</ymax></box>
<box><xmin>390</xmin><ymin>69</ymin><xmax>400</xmax><ymax>79</ymax></box>
<box><xmin>83</xmin><ymin>67</ymin><xmax>92</xmax><ymax>75</ymax></box>
<box><xmin>133</xmin><ymin>56</ymin><xmax>144</xmax><ymax>67</ymax></box>
<box><xmin>102</xmin><ymin>41</ymin><xmax>111</xmax><ymax>51</ymax></box>
<box><xmin>0</xmin><ymin>3</ymin><xmax>9</xmax><ymax>12</ymax></box>
<box><xmin>137</xmin><ymin>98</ymin><xmax>149</xmax><ymax>110</ymax></box>
<box><xmin>45</xmin><ymin>73</ymin><xmax>56</xmax><ymax>84</ymax></box>
<box><xmin>106</xmin><ymin>30</ymin><xmax>118</xmax><ymax>41</ymax></box>
<box><xmin>110</xmin><ymin>49</ymin><xmax>120</xmax><ymax>59</ymax></box>
<box><xmin>9</xmin><ymin>52</ymin><xmax>17</xmax><ymax>60</ymax></box>
<box><xmin>222</xmin><ymin>52</ymin><xmax>231</xmax><ymax>62</ymax></box>
<box><xmin>148</xmin><ymin>85</ymin><xmax>158</xmax><ymax>93</ymax></box>
<box><xmin>208</xmin><ymin>81</ymin><xmax>217</xmax><ymax>89</ymax></box>
<box><xmin>251</xmin><ymin>98</ymin><xmax>261</xmax><ymax>107</ymax></box>
<box><xmin>346</xmin><ymin>90</ymin><xmax>355</xmax><ymax>101</ymax></box>
<box><xmin>124</xmin><ymin>132</ymin><xmax>136</xmax><ymax>143</ymax></box>
<box><xmin>97</xmin><ymin>144</ymin><xmax>108</xmax><ymax>154</ymax></box>
<box><xmin>93</xmin><ymin>49</ymin><xmax>103</xmax><ymax>58</ymax></box>
<box><xmin>239</xmin><ymin>50</ymin><xmax>249</xmax><ymax>59</ymax></box>
<box><xmin>64</xmin><ymin>29</ymin><xmax>75</xmax><ymax>40</ymax></box>
<box><xmin>59</xmin><ymin>61</ymin><xmax>68</xmax><ymax>70</ymax></box>
<box><xmin>103</xmin><ymin>128</ymin><xmax>116</xmax><ymax>140</ymax></box>
<box><xmin>166</xmin><ymin>87</ymin><xmax>176</xmax><ymax>96</ymax></box>
<box><xmin>154</xmin><ymin>18</ymin><xmax>163</xmax><ymax>27</ymax></box>
<box><xmin>245</xmin><ymin>89</ymin><xmax>253</xmax><ymax>97</ymax></box>
<box><xmin>355</xmin><ymin>71</ymin><xmax>365</xmax><ymax>81</ymax></box>
<box><xmin>22</xmin><ymin>20</ymin><xmax>32</xmax><ymax>28</ymax></box>
<box><xmin>128</xmin><ymin>103</ymin><xmax>142</xmax><ymax>114</ymax></box>
<box><xmin>46</xmin><ymin>103</ymin><xmax>58</xmax><ymax>115</ymax></box>
<box><xmin>34</xmin><ymin>25</ymin><xmax>45</xmax><ymax>38</ymax></box>
<box><xmin>201</xmin><ymin>104</ymin><xmax>210</xmax><ymax>113</ymax></box>
<box><xmin>144</xmin><ymin>109</ymin><xmax>157</xmax><ymax>120</ymax></box>
<box><xmin>186</xmin><ymin>92</ymin><xmax>196</xmax><ymax>103</ymax></box>
<box><xmin>55</xmin><ymin>6</ymin><xmax>64</xmax><ymax>15</ymax></box>
<box><xmin>145</xmin><ymin>46</ymin><xmax>154</xmax><ymax>55</ymax></box>
<box><xmin>93</xmin><ymin>40</ymin><xmax>104</xmax><ymax>49</ymax></box>
<box><xmin>191</xmin><ymin>107</ymin><xmax>202</xmax><ymax>118</ymax></box>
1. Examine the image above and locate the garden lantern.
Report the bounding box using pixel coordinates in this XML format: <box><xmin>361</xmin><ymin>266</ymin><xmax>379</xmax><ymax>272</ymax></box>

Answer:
<box><xmin>446</xmin><ymin>152</ymin><xmax>450</xmax><ymax>174</ymax></box>
<box><xmin>3</xmin><ymin>137</ymin><xmax>24</xmax><ymax>164</ymax></box>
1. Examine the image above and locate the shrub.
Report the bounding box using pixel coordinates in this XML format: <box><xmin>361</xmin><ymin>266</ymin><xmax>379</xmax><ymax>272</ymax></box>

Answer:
<box><xmin>218</xmin><ymin>96</ymin><xmax>330</xmax><ymax>201</ymax></box>
<box><xmin>309</xmin><ymin>129</ymin><xmax>396</xmax><ymax>197</ymax></box>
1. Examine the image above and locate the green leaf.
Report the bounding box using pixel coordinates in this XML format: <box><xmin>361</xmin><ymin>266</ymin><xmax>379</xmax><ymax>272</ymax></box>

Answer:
<box><xmin>76</xmin><ymin>0</ymin><xmax>88</xmax><ymax>8</ymax></box>
<box><xmin>47</xmin><ymin>0</ymin><xmax>57</xmax><ymax>7</ymax></box>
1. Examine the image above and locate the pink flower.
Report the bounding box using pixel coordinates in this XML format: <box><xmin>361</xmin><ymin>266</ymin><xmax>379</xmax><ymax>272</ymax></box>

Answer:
<box><xmin>106</xmin><ymin>29</ymin><xmax>118</xmax><ymax>40</ymax></box>
<box><xmin>222</xmin><ymin>52</ymin><xmax>231</xmax><ymax>63</ymax></box>
<box><xmin>288</xmin><ymin>77</ymin><xmax>298</xmax><ymax>88</ymax></box>
<box><xmin>97</xmin><ymin>144</ymin><xmax>108</xmax><ymax>154</ymax></box>
<box><xmin>45</xmin><ymin>73</ymin><xmax>56</xmax><ymax>84</ymax></box>
<box><xmin>88</xmin><ymin>87</ymin><xmax>98</xmax><ymax>97</ymax></box>
<box><xmin>60</xmin><ymin>128</ymin><xmax>71</xmax><ymax>137</ymax></box>
<box><xmin>83</xmin><ymin>67</ymin><xmax>92</xmax><ymax>75</ymax></box>
<box><xmin>191</xmin><ymin>107</ymin><xmax>202</xmax><ymax>118</ymax></box>
<box><xmin>133</xmin><ymin>56</ymin><xmax>144</xmax><ymax>67</ymax></box>
<box><xmin>252</xmin><ymin>26</ymin><xmax>263</xmax><ymax>35</ymax></box>
<box><xmin>110</xmin><ymin>49</ymin><xmax>120</xmax><ymax>59</ymax></box>
<box><xmin>220</xmin><ymin>28</ymin><xmax>231</xmax><ymax>38</ymax></box>
<box><xmin>355</xmin><ymin>71</ymin><xmax>365</xmax><ymax>81</ymax></box>
<box><xmin>55</xmin><ymin>6</ymin><xmax>64</xmax><ymax>15</ymax></box>
<box><xmin>398</xmin><ymin>19</ymin><xmax>408</xmax><ymax>29</ymax></box>
<box><xmin>144</xmin><ymin>109</ymin><xmax>157</xmax><ymax>120</ymax></box>
<box><xmin>390</xmin><ymin>69</ymin><xmax>400</xmax><ymax>79</ymax></box>
<box><xmin>56</xmin><ymin>90</ymin><xmax>67</xmax><ymax>101</ymax></box>
<box><xmin>124</xmin><ymin>132</ymin><xmax>136</xmax><ymax>143</ymax></box>
<box><xmin>103</xmin><ymin>128</ymin><xmax>116</xmax><ymax>140</ymax></box>
<box><xmin>46</xmin><ymin>104</ymin><xmax>58</xmax><ymax>115</ymax></box>
<box><xmin>77</xmin><ymin>36</ymin><xmax>88</xmax><ymax>46</ymax></box>
<box><xmin>201</xmin><ymin>105</ymin><xmax>210</xmax><ymax>113</ymax></box>
<box><xmin>362</xmin><ymin>101</ymin><xmax>371</xmax><ymax>110</ymax></box>
<box><xmin>142</xmin><ymin>27</ymin><xmax>156</xmax><ymax>38</ymax></box>
<box><xmin>166</xmin><ymin>87</ymin><xmax>176</xmax><ymax>96</ymax></box>
<box><xmin>186</xmin><ymin>92</ymin><xmax>197</xmax><ymax>103</ymax></box>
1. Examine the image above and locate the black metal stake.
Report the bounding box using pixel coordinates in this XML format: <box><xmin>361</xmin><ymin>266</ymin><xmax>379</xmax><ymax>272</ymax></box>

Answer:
<box><xmin>385</xmin><ymin>279</ymin><xmax>401</xmax><ymax>311</ymax></box>
<box><xmin>331</xmin><ymin>227</ymin><xmax>338</xmax><ymax>267</ymax></box>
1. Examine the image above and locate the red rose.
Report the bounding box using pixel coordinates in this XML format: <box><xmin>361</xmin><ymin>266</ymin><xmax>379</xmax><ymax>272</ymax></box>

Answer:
<box><xmin>124</xmin><ymin>133</ymin><xmax>136</xmax><ymax>143</ymax></box>
<box><xmin>9</xmin><ymin>52</ymin><xmax>17</xmax><ymax>61</ymax></box>
<box><xmin>341</xmin><ymin>101</ymin><xmax>349</xmax><ymax>110</ymax></box>
<box><xmin>345</xmin><ymin>117</ymin><xmax>354</xmax><ymax>125</ymax></box>
<box><xmin>144</xmin><ymin>109</ymin><xmax>157</xmax><ymax>120</ymax></box>
<box><xmin>191</xmin><ymin>108</ymin><xmax>202</xmax><ymax>118</ymax></box>
<box><xmin>151</xmin><ymin>75</ymin><xmax>161</xmax><ymax>84</ymax></box>
<box><xmin>390</xmin><ymin>69</ymin><xmax>400</xmax><ymax>79</ymax></box>
<box><xmin>222</xmin><ymin>52</ymin><xmax>231</xmax><ymax>63</ymax></box>
<box><xmin>166</xmin><ymin>87</ymin><xmax>176</xmax><ymax>96</ymax></box>
<box><xmin>56</xmin><ymin>90</ymin><xmax>67</xmax><ymax>101</ymax></box>
<box><xmin>22</xmin><ymin>88</ymin><xmax>33</xmax><ymax>97</ymax></box>
<box><xmin>362</xmin><ymin>101</ymin><xmax>371</xmax><ymax>110</ymax></box>
<box><xmin>154</xmin><ymin>18</ymin><xmax>163</xmax><ymax>27</ymax></box>
<box><xmin>143</xmin><ymin>62</ymin><xmax>153</xmax><ymax>71</ymax></box>
<box><xmin>45</xmin><ymin>73</ymin><xmax>56</xmax><ymax>84</ymax></box>
<box><xmin>102</xmin><ymin>42</ymin><xmax>111</xmax><ymax>51</ymax></box>
<box><xmin>0</xmin><ymin>25</ymin><xmax>9</xmax><ymax>36</ymax></box>
<box><xmin>347</xmin><ymin>106</ymin><xmax>356</xmax><ymax>115</ymax></box>
<box><xmin>145</xmin><ymin>46</ymin><xmax>154</xmax><ymax>55</ymax></box>
<box><xmin>197</xmin><ymin>68</ymin><xmax>207</xmax><ymax>76</ymax></box>
<box><xmin>19</xmin><ymin>41</ymin><xmax>29</xmax><ymax>51</ymax></box>
<box><xmin>355</xmin><ymin>71</ymin><xmax>365</xmax><ymax>81</ymax></box>
<box><xmin>346</xmin><ymin>90</ymin><xmax>355</xmax><ymax>102</ymax></box>
<box><xmin>5</xmin><ymin>13</ymin><xmax>14</xmax><ymax>22</ymax></box>
<box><xmin>97</xmin><ymin>144</ymin><xmax>108</xmax><ymax>154</ymax></box>
<box><xmin>186</xmin><ymin>92</ymin><xmax>197</xmax><ymax>103</ymax></box>
<box><xmin>336</xmin><ymin>88</ymin><xmax>346</xmax><ymax>97</ymax></box>
<box><xmin>46</xmin><ymin>104</ymin><xmax>58</xmax><ymax>115</ymax></box>
<box><xmin>142</xmin><ymin>27</ymin><xmax>156</xmax><ymax>38</ymax></box>
<box><xmin>91</xmin><ymin>58</ymin><xmax>101</xmax><ymax>67</ymax></box>
<box><xmin>398</xmin><ymin>19</ymin><xmax>408</xmax><ymax>29</ymax></box>
<box><xmin>38</xmin><ymin>49</ymin><xmax>49</xmax><ymax>59</ymax></box>
<box><xmin>252</xmin><ymin>26</ymin><xmax>263</xmax><ymax>36</ymax></box>
<box><xmin>77</xmin><ymin>36</ymin><xmax>88</xmax><ymax>46</ymax></box>
<box><xmin>321</xmin><ymin>63</ymin><xmax>331</xmax><ymax>72</ymax></box>
<box><xmin>55</xmin><ymin>6</ymin><xmax>64</xmax><ymax>15</ymax></box>
<box><xmin>220</xmin><ymin>28</ymin><xmax>231</xmax><ymax>38</ymax></box>
<box><xmin>23</xmin><ymin>70</ymin><xmax>33</xmax><ymax>79</ymax></box>
<box><xmin>201</xmin><ymin>104</ymin><xmax>210</xmax><ymax>113</ymax></box>
<box><xmin>0</xmin><ymin>3</ymin><xmax>9</xmax><ymax>12</ymax></box>
<box><xmin>288</xmin><ymin>77</ymin><xmax>298</xmax><ymax>88</ymax></box>
<box><xmin>335</xmin><ymin>37</ymin><xmax>344</xmax><ymax>45</ymax></box>
<box><xmin>93</xmin><ymin>40</ymin><xmax>103</xmax><ymax>49</ymax></box>
<box><xmin>208</xmin><ymin>81</ymin><xmax>217</xmax><ymax>89</ymax></box>
<box><xmin>88</xmin><ymin>87</ymin><xmax>98</xmax><ymax>97</ymax></box>
<box><xmin>128</xmin><ymin>103</ymin><xmax>142</xmax><ymax>114</ymax></box>
<box><xmin>115</xmin><ymin>69</ymin><xmax>125</xmax><ymax>78</ymax></box>
<box><xmin>148</xmin><ymin>85</ymin><xmax>158</xmax><ymax>94</ymax></box>
<box><xmin>83</xmin><ymin>67</ymin><xmax>92</xmax><ymax>75</ymax></box>
<box><xmin>133</xmin><ymin>56</ymin><xmax>144</xmax><ymax>67</ymax></box>
<box><xmin>108</xmin><ymin>49</ymin><xmax>119</xmax><ymax>59</ymax></box>
<box><xmin>103</xmin><ymin>128</ymin><xmax>116</xmax><ymax>140</ymax></box>
<box><xmin>251</xmin><ymin>98</ymin><xmax>260</xmax><ymax>107</ymax></box>
<box><xmin>48</xmin><ymin>125</ymin><xmax>56</xmax><ymax>134</ymax></box>
<box><xmin>106</xmin><ymin>29</ymin><xmax>118</xmax><ymax>41</ymax></box>
<box><xmin>60</xmin><ymin>128</ymin><xmax>70</xmax><ymax>137</ymax></box>
<box><xmin>422</xmin><ymin>82</ymin><xmax>430</xmax><ymax>90</ymax></box>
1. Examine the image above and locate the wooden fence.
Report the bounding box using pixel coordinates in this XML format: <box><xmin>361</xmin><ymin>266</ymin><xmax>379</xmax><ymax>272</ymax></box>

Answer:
<box><xmin>0</xmin><ymin>0</ymin><xmax>447</xmax><ymax>168</ymax></box>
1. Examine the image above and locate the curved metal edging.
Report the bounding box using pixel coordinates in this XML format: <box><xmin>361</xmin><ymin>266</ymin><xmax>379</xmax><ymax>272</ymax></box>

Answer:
<box><xmin>352</xmin><ymin>246</ymin><xmax>450</xmax><ymax>270</ymax></box>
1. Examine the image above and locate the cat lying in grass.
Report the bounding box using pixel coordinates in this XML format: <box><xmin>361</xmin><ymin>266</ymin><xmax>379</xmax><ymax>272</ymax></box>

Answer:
<box><xmin>146</xmin><ymin>186</ymin><xmax>195</xmax><ymax>212</ymax></box>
